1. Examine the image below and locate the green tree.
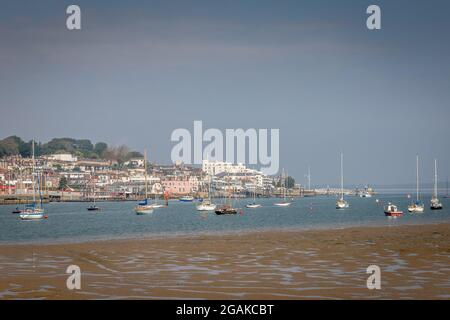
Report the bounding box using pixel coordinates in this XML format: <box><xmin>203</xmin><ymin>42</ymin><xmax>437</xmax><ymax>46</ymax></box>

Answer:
<box><xmin>58</xmin><ymin>177</ymin><xmax>68</xmax><ymax>190</ymax></box>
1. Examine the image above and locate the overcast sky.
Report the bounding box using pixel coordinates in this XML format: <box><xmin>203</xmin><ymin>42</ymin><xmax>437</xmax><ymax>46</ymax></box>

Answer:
<box><xmin>1</xmin><ymin>0</ymin><xmax>449</xmax><ymax>187</ymax></box>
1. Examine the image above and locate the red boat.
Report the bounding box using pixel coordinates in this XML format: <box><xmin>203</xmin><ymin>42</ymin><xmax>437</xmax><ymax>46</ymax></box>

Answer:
<box><xmin>384</xmin><ymin>203</ymin><xmax>403</xmax><ymax>217</ymax></box>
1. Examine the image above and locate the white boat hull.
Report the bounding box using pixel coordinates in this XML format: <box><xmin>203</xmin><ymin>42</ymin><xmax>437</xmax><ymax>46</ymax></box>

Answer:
<box><xmin>135</xmin><ymin>205</ymin><xmax>154</xmax><ymax>214</ymax></box>
<box><xmin>197</xmin><ymin>204</ymin><xmax>217</xmax><ymax>211</ymax></box>
<box><xmin>336</xmin><ymin>200</ymin><xmax>349</xmax><ymax>209</ymax></box>
<box><xmin>20</xmin><ymin>211</ymin><xmax>45</xmax><ymax>220</ymax></box>
<box><xmin>274</xmin><ymin>202</ymin><xmax>291</xmax><ymax>207</ymax></box>
<box><xmin>408</xmin><ymin>204</ymin><xmax>424</xmax><ymax>213</ymax></box>
<box><xmin>246</xmin><ymin>203</ymin><xmax>262</xmax><ymax>208</ymax></box>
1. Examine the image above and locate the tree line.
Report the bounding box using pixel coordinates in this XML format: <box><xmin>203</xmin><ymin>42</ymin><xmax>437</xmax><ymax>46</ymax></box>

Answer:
<box><xmin>0</xmin><ymin>136</ymin><xmax>142</xmax><ymax>164</ymax></box>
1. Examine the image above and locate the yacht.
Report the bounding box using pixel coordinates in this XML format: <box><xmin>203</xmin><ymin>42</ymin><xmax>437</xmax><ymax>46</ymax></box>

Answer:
<box><xmin>336</xmin><ymin>152</ymin><xmax>349</xmax><ymax>209</ymax></box>
<box><xmin>134</xmin><ymin>150</ymin><xmax>154</xmax><ymax>215</ymax></box>
<box><xmin>20</xmin><ymin>140</ymin><xmax>46</xmax><ymax>220</ymax></box>
<box><xmin>274</xmin><ymin>169</ymin><xmax>292</xmax><ymax>207</ymax></box>
<box><xmin>430</xmin><ymin>159</ymin><xmax>443</xmax><ymax>210</ymax></box>
<box><xmin>408</xmin><ymin>155</ymin><xmax>424</xmax><ymax>213</ymax></box>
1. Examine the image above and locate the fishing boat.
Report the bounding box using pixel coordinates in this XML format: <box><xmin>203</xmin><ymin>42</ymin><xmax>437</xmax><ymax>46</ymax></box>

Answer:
<box><xmin>408</xmin><ymin>155</ymin><xmax>424</xmax><ymax>213</ymax></box>
<box><xmin>336</xmin><ymin>152</ymin><xmax>349</xmax><ymax>209</ymax></box>
<box><xmin>384</xmin><ymin>203</ymin><xmax>403</xmax><ymax>217</ymax></box>
<box><xmin>20</xmin><ymin>140</ymin><xmax>46</xmax><ymax>220</ymax></box>
<box><xmin>215</xmin><ymin>175</ymin><xmax>238</xmax><ymax>215</ymax></box>
<box><xmin>134</xmin><ymin>150</ymin><xmax>154</xmax><ymax>215</ymax></box>
<box><xmin>274</xmin><ymin>169</ymin><xmax>292</xmax><ymax>207</ymax></box>
<box><xmin>197</xmin><ymin>176</ymin><xmax>217</xmax><ymax>211</ymax></box>
<box><xmin>87</xmin><ymin>171</ymin><xmax>100</xmax><ymax>211</ymax></box>
<box><xmin>179</xmin><ymin>195</ymin><xmax>194</xmax><ymax>202</ymax></box>
<box><xmin>430</xmin><ymin>159</ymin><xmax>443</xmax><ymax>210</ymax></box>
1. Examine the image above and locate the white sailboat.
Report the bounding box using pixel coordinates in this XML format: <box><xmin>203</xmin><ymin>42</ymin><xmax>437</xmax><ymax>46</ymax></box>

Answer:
<box><xmin>135</xmin><ymin>150</ymin><xmax>154</xmax><ymax>215</ymax></box>
<box><xmin>430</xmin><ymin>159</ymin><xmax>443</xmax><ymax>210</ymax></box>
<box><xmin>274</xmin><ymin>169</ymin><xmax>292</xmax><ymax>207</ymax></box>
<box><xmin>197</xmin><ymin>175</ymin><xmax>217</xmax><ymax>211</ymax></box>
<box><xmin>336</xmin><ymin>152</ymin><xmax>349</xmax><ymax>209</ymax></box>
<box><xmin>20</xmin><ymin>140</ymin><xmax>45</xmax><ymax>220</ymax></box>
<box><xmin>408</xmin><ymin>155</ymin><xmax>424</xmax><ymax>213</ymax></box>
<box><xmin>87</xmin><ymin>170</ymin><xmax>100</xmax><ymax>211</ymax></box>
<box><xmin>246</xmin><ymin>183</ymin><xmax>261</xmax><ymax>208</ymax></box>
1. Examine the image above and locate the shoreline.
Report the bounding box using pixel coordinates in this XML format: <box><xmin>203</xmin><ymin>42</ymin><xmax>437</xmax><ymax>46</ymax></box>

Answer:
<box><xmin>1</xmin><ymin>222</ymin><xmax>450</xmax><ymax>299</ymax></box>
<box><xmin>2</xmin><ymin>219</ymin><xmax>450</xmax><ymax>247</ymax></box>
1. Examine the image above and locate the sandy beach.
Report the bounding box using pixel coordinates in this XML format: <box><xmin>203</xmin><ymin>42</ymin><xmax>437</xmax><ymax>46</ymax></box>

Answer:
<box><xmin>1</xmin><ymin>223</ymin><xmax>449</xmax><ymax>299</ymax></box>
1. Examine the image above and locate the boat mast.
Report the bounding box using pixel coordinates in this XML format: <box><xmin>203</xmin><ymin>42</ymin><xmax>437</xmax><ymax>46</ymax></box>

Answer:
<box><xmin>340</xmin><ymin>152</ymin><xmax>344</xmax><ymax>200</ymax></box>
<box><xmin>434</xmin><ymin>159</ymin><xmax>438</xmax><ymax>199</ymax></box>
<box><xmin>31</xmin><ymin>140</ymin><xmax>36</xmax><ymax>205</ymax></box>
<box><xmin>144</xmin><ymin>150</ymin><xmax>148</xmax><ymax>200</ymax></box>
<box><xmin>416</xmin><ymin>154</ymin><xmax>419</xmax><ymax>202</ymax></box>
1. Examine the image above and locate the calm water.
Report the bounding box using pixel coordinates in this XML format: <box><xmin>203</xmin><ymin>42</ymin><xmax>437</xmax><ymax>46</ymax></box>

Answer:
<box><xmin>1</xmin><ymin>195</ymin><xmax>449</xmax><ymax>244</ymax></box>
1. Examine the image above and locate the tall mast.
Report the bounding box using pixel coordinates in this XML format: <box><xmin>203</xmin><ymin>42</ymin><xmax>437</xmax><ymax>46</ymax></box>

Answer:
<box><xmin>342</xmin><ymin>153</ymin><xmax>344</xmax><ymax>198</ymax></box>
<box><xmin>31</xmin><ymin>140</ymin><xmax>36</xmax><ymax>204</ymax></box>
<box><xmin>144</xmin><ymin>150</ymin><xmax>148</xmax><ymax>199</ymax></box>
<box><xmin>434</xmin><ymin>159</ymin><xmax>438</xmax><ymax>199</ymax></box>
<box><xmin>416</xmin><ymin>154</ymin><xmax>419</xmax><ymax>201</ymax></box>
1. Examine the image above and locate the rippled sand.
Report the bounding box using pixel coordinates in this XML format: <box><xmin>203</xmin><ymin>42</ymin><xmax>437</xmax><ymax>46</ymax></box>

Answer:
<box><xmin>1</xmin><ymin>223</ymin><xmax>450</xmax><ymax>299</ymax></box>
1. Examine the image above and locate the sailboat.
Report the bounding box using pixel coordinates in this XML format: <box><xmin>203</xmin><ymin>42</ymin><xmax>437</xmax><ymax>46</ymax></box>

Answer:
<box><xmin>134</xmin><ymin>150</ymin><xmax>154</xmax><ymax>215</ymax></box>
<box><xmin>408</xmin><ymin>155</ymin><xmax>424</xmax><ymax>213</ymax></box>
<box><xmin>246</xmin><ymin>170</ymin><xmax>261</xmax><ymax>208</ymax></box>
<box><xmin>274</xmin><ymin>169</ymin><xmax>292</xmax><ymax>207</ymax></box>
<box><xmin>336</xmin><ymin>152</ymin><xmax>349</xmax><ymax>209</ymax></box>
<box><xmin>20</xmin><ymin>140</ymin><xmax>46</xmax><ymax>220</ymax></box>
<box><xmin>430</xmin><ymin>159</ymin><xmax>443</xmax><ymax>210</ymax></box>
<box><xmin>215</xmin><ymin>175</ymin><xmax>238</xmax><ymax>214</ymax></box>
<box><xmin>246</xmin><ymin>184</ymin><xmax>261</xmax><ymax>208</ymax></box>
<box><xmin>87</xmin><ymin>171</ymin><xmax>100</xmax><ymax>211</ymax></box>
<box><xmin>197</xmin><ymin>175</ymin><xmax>217</xmax><ymax>211</ymax></box>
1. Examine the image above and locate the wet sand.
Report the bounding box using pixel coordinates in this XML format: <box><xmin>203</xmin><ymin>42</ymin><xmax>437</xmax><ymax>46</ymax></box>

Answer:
<box><xmin>1</xmin><ymin>223</ymin><xmax>450</xmax><ymax>299</ymax></box>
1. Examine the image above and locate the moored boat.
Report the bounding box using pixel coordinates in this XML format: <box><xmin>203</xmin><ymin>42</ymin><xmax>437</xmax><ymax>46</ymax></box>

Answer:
<box><xmin>336</xmin><ymin>152</ymin><xmax>349</xmax><ymax>209</ymax></box>
<box><xmin>384</xmin><ymin>203</ymin><xmax>403</xmax><ymax>217</ymax></box>
<box><xmin>274</xmin><ymin>169</ymin><xmax>292</xmax><ymax>207</ymax></box>
<box><xmin>408</xmin><ymin>155</ymin><xmax>424</xmax><ymax>213</ymax></box>
<box><xmin>430</xmin><ymin>159</ymin><xmax>443</xmax><ymax>210</ymax></box>
<box><xmin>134</xmin><ymin>150</ymin><xmax>154</xmax><ymax>215</ymax></box>
<box><xmin>20</xmin><ymin>140</ymin><xmax>46</xmax><ymax>221</ymax></box>
<box><xmin>179</xmin><ymin>196</ymin><xmax>194</xmax><ymax>202</ymax></box>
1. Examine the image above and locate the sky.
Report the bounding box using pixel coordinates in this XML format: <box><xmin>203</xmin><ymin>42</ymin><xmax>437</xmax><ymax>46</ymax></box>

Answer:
<box><xmin>1</xmin><ymin>0</ymin><xmax>449</xmax><ymax>187</ymax></box>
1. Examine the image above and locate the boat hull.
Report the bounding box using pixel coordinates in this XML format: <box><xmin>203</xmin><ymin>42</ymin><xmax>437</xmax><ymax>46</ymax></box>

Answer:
<box><xmin>20</xmin><ymin>211</ymin><xmax>45</xmax><ymax>220</ymax></box>
<box><xmin>274</xmin><ymin>202</ymin><xmax>291</xmax><ymax>207</ymax></box>
<box><xmin>197</xmin><ymin>204</ymin><xmax>217</xmax><ymax>211</ymax></box>
<box><xmin>384</xmin><ymin>211</ymin><xmax>403</xmax><ymax>217</ymax></box>
<box><xmin>135</xmin><ymin>205</ymin><xmax>154</xmax><ymax>214</ymax></box>
<box><xmin>246</xmin><ymin>203</ymin><xmax>261</xmax><ymax>208</ymax></box>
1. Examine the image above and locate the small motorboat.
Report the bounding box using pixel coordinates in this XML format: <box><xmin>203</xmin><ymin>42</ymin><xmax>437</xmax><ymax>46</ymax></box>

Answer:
<box><xmin>215</xmin><ymin>205</ymin><xmax>238</xmax><ymax>215</ymax></box>
<box><xmin>179</xmin><ymin>196</ymin><xmax>194</xmax><ymax>202</ymax></box>
<box><xmin>12</xmin><ymin>207</ymin><xmax>22</xmax><ymax>214</ymax></box>
<box><xmin>87</xmin><ymin>205</ymin><xmax>100</xmax><ymax>211</ymax></box>
<box><xmin>384</xmin><ymin>203</ymin><xmax>403</xmax><ymax>217</ymax></box>
<box><xmin>245</xmin><ymin>203</ymin><xmax>261</xmax><ymax>208</ymax></box>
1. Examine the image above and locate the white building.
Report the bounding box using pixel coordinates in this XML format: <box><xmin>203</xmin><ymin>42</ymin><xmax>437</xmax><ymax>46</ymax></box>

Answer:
<box><xmin>202</xmin><ymin>160</ymin><xmax>247</xmax><ymax>176</ymax></box>
<box><xmin>47</xmin><ymin>153</ymin><xmax>78</xmax><ymax>162</ymax></box>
